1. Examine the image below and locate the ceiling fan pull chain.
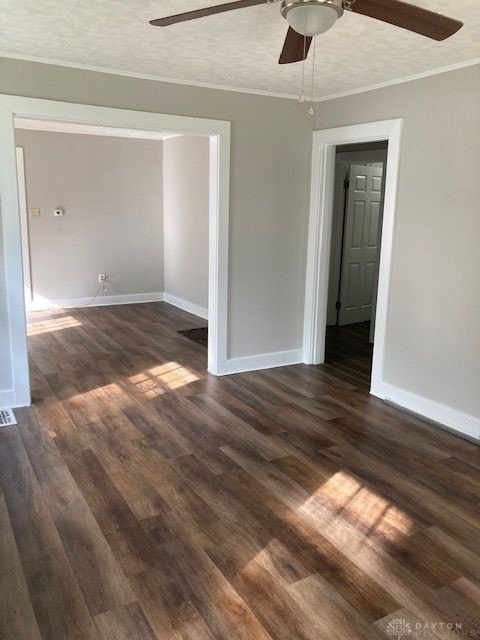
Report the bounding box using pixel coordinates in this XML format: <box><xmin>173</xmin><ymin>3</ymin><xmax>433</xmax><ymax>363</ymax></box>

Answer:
<box><xmin>298</xmin><ymin>24</ymin><xmax>307</xmax><ymax>103</ymax></box>
<box><xmin>298</xmin><ymin>55</ymin><xmax>306</xmax><ymax>102</ymax></box>
<box><xmin>309</xmin><ymin>36</ymin><xmax>316</xmax><ymax>115</ymax></box>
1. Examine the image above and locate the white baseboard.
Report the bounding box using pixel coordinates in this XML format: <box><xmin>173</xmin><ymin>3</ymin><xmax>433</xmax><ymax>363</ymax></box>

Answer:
<box><xmin>28</xmin><ymin>291</ymin><xmax>165</xmax><ymax>310</ymax></box>
<box><xmin>26</xmin><ymin>292</ymin><xmax>209</xmax><ymax>319</ymax></box>
<box><xmin>223</xmin><ymin>348</ymin><xmax>303</xmax><ymax>375</ymax></box>
<box><xmin>0</xmin><ymin>389</ymin><xmax>15</xmax><ymax>410</ymax></box>
<box><xmin>374</xmin><ymin>382</ymin><xmax>480</xmax><ymax>443</ymax></box>
<box><xmin>164</xmin><ymin>293</ymin><xmax>208</xmax><ymax>320</ymax></box>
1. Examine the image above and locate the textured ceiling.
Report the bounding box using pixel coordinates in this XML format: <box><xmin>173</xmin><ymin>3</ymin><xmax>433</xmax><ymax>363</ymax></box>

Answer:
<box><xmin>0</xmin><ymin>0</ymin><xmax>479</xmax><ymax>99</ymax></box>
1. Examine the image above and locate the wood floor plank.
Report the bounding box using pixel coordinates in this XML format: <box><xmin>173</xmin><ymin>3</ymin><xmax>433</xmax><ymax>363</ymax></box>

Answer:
<box><xmin>0</xmin><ymin>430</ymin><xmax>96</xmax><ymax>640</ymax></box>
<box><xmin>0</xmin><ymin>493</ymin><xmax>42</xmax><ymax>640</ymax></box>
<box><xmin>207</xmin><ymin>536</ymin><xmax>322</xmax><ymax>640</ymax></box>
<box><xmin>94</xmin><ymin>602</ymin><xmax>157</xmax><ymax>640</ymax></box>
<box><xmin>0</xmin><ymin>302</ymin><xmax>477</xmax><ymax>639</ymax></box>
<box><xmin>64</xmin><ymin>448</ymin><xmax>163</xmax><ymax>577</ymax></box>
<box><xmin>322</xmin><ymin>444</ymin><xmax>480</xmax><ymax>552</ymax></box>
<box><xmin>219</xmin><ymin>468</ymin><xmax>401</xmax><ymax>623</ymax></box>
<box><xmin>141</xmin><ymin>512</ymin><xmax>274</xmax><ymax>640</ymax></box>
<box><xmin>38</xmin><ymin>462</ymin><xmax>135</xmax><ymax>615</ymax></box>
<box><xmin>287</xmin><ymin>574</ymin><xmax>384</xmax><ymax>640</ymax></box>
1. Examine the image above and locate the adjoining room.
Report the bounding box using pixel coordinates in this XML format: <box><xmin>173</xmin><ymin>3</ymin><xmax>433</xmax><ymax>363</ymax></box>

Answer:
<box><xmin>15</xmin><ymin>120</ymin><xmax>211</xmax><ymax>398</ymax></box>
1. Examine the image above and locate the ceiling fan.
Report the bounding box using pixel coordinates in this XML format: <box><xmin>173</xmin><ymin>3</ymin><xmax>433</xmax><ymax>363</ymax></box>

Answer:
<box><xmin>149</xmin><ymin>0</ymin><xmax>463</xmax><ymax>65</ymax></box>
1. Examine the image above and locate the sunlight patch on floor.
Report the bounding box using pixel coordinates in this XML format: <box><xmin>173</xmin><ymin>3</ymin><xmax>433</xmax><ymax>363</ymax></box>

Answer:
<box><xmin>299</xmin><ymin>470</ymin><xmax>414</xmax><ymax>540</ymax></box>
<box><xmin>68</xmin><ymin>382</ymin><xmax>132</xmax><ymax>411</ymax></box>
<box><xmin>27</xmin><ymin>315</ymin><xmax>82</xmax><ymax>336</ymax></box>
<box><xmin>129</xmin><ymin>361</ymin><xmax>200</xmax><ymax>396</ymax></box>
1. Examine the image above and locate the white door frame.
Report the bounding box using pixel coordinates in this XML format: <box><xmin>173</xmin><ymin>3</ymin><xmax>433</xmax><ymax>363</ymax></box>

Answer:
<box><xmin>0</xmin><ymin>95</ymin><xmax>231</xmax><ymax>408</ymax></box>
<box><xmin>303</xmin><ymin>119</ymin><xmax>403</xmax><ymax>398</ymax></box>
<box><xmin>15</xmin><ymin>146</ymin><xmax>33</xmax><ymax>304</ymax></box>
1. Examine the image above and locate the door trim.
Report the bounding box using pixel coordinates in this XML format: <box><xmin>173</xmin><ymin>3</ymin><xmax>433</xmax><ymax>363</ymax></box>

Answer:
<box><xmin>0</xmin><ymin>95</ymin><xmax>231</xmax><ymax>407</ymax></box>
<box><xmin>15</xmin><ymin>146</ymin><xmax>33</xmax><ymax>304</ymax></box>
<box><xmin>303</xmin><ymin>119</ymin><xmax>403</xmax><ymax>398</ymax></box>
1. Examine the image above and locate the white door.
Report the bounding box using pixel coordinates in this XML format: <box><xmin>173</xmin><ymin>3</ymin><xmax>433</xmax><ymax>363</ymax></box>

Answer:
<box><xmin>338</xmin><ymin>164</ymin><xmax>383</xmax><ymax>326</ymax></box>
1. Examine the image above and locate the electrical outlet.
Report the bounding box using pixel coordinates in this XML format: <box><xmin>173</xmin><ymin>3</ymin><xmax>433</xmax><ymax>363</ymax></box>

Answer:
<box><xmin>29</xmin><ymin>208</ymin><xmax>40</xmax><ymax>219</ymax></box>
<box><xmin>98</xmin><ymin>273</ymin><xmax>107</xmax><ymax>283</ymax></box>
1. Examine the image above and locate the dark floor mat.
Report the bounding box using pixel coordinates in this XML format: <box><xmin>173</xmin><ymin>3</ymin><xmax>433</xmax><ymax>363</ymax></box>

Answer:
<box><xmin>178</xmin><ymin>327</ymin><xmax>208</xmax><ymax>348</ymax></box>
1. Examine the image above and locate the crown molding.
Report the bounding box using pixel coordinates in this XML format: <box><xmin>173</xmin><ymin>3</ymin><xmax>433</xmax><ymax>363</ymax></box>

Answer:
<box><xmin>314</xmin><ymin>56</ymin><xmax>480</xmax><ymax>102</ymax></box>
<box><xmin>1</xmin><ymin>52</ymin><xmax>479</xmax><ymax>105</ymax></box>
<box><xmin>0</xmin><ymin>52</ymin><xmax>299</xmax><ymax>101</ymax></box>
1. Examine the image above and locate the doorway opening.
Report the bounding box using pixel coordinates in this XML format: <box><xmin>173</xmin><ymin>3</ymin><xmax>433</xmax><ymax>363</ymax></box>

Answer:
<box><xmin>324</xmin><ymin>141</ymin><xmax>388</xmax><ymax>388</ymax></box>
<box><xmin>303</xmin><ymin>119</ymin><xmax>403</xmax><ymax>399</ymax></box>
<box><xmin>14</xmin><ymin>119</ymin><xmax>212</xmax><ymax>402</ymax></box>
<box><xmin>0</xmin><ymin>95</ymin><xmax>230</xmax><ymax>408</ymax></box>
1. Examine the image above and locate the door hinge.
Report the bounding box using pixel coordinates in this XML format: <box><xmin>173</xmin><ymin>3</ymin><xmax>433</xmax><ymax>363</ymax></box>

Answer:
<box><xmin>343</xmin><ymin>178</ymin><xmax>350</xmax><ymax>190</ymax></box>
<box><xmin>336</xmin><ymin>301</ymin><xmax>341</xmax><ymax>311</ymax></box>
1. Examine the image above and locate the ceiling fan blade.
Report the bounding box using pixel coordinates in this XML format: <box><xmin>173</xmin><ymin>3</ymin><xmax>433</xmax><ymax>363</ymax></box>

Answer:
<box><xmin>348</xmin><ymin>0</ymin><xmax>463</xmax><ymax>41</ymax></box>
<box><xmin>150</xmin><ymin>0</ymin><xmax>267</xmax><ymax>27</ymax></box>
<box><xmin>279</xmin><ymin>27</ymin><xmax>312</xmax><ymax>64</ymax></box>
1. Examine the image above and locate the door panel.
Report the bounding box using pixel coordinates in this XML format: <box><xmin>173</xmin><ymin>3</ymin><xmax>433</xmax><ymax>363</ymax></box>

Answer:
<box><xmin>367</xmin><ymin>203</ymin><xmax>380</xmax><ymax>247</ymax></box>
<box><xmin>371</xmin><ymin>175</ymin><xmax>382</xmax><ymax>193</ymax></box>
<box><xmin>345</xmin><ymin>263</ymin><xmax>361</xmax><ymax>309</ymax></box>
<box><xmin>338</xmin><ymin>164</ymin><xmax>383</xmax><ymax>326</ymax></box>
<box><xmin>354</xmin><ymin>174</ymin><xmax>367</xmax><ymax>191</ymax></box>
<box><xmin>364</xmin><ymin>261</ymin><xmax>376</xmax><ymax>304</ymax></box>
<box><xmin>352</xmin><ymin>202</ymin><xmax>365</xmax><ymax>248</ymax></box>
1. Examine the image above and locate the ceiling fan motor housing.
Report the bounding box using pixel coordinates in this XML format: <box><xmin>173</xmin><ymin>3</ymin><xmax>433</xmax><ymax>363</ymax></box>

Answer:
<box><xmin>281</xmin><ymin>0</ymin><xmax>344</xmax><ymax>37</ymax></box>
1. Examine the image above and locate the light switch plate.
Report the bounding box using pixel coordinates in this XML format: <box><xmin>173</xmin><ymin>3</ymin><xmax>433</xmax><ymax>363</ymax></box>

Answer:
<box><xmin>29</xmin><ymin>208</ymin><xmax>40</xmax><ymax>218</ymax></box>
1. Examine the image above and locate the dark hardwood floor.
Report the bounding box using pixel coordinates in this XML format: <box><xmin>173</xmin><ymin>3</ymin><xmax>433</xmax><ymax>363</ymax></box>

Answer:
<box><xmin>325</xmin><ymin>321</ymin><xmax>373</xmax><ymax>389</ymax></box>
<box><xmin>1</xmin><ymin>302</ymin><xmax>480</xmax><ymax>639</ymax></box>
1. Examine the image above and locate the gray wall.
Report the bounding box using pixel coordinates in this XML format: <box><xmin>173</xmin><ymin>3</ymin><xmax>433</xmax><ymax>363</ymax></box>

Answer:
<box><xmin>15</xmin><ymin>129</ymin><xmax>164</xmax><ymax>301</ymax></box>
<box><xmin>0</xmin><ymin>57</ymin><xmax>312</xmax><ymax>378</ymax></box>
<box><xmin>163</xmin><ymin>135</ymin><xmax>209</xmax><ymax>311</ymax></box>
<box><xmin>2</xmin><ymin>57</ymin><xmax>478</xmax><ymax>423</ymax></box>
<box><xmin>316</xmin><ymin>64</ymin><xmax>480</xmax><ymax>417</ymax></box>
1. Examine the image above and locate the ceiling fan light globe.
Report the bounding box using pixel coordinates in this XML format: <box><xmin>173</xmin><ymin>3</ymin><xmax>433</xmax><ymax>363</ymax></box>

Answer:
<box><xmin>282</xmin><ymin>1</ymin><xmax>342</xmax><ymax>37</ymax></box>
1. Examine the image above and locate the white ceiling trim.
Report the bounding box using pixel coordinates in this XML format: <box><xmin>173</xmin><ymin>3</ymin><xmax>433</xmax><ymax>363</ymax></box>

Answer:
<box><xmin>2</xmin><ymin>52</ymin><xmax>479</xmax><ymax>105</ymax></box>
<box><xmin>315</xmin><ymin>55</ymin><xmax>480</xmax><ymax>103</ymax></box>
<box><xmin>0</xmin><ymin>52</ymin><xmax>299</xmax><ymax>101</ymax></box>
<box><xmin>13</xmin><ymin>116</ymin><xmax>181</xmax><ymax>140</ymax></box>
